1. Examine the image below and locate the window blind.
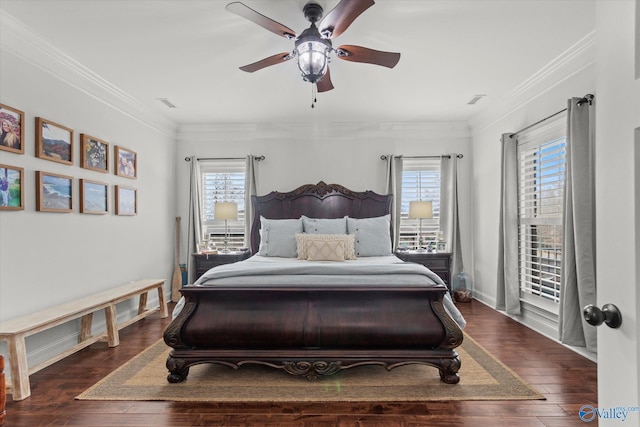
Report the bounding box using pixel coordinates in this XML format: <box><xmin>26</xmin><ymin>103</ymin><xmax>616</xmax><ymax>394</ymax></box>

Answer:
<box><xmin>399</xmin><ymin>158</ymin><xmax>441</xmax><ymax>249</ymax></box>
<box><xmin>200</xmin><ymin>159</ymin><xmax>246</xmax><ymax>249</ymax></box>
<box><xmin>517</xmin><ymin>118</ymin><xmax>566</xmax><ymax>307</ymax></box>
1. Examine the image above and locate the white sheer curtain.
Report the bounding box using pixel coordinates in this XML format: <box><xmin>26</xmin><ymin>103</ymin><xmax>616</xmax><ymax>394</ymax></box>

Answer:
<box><xmin>496</xmin><ymin>134</ymin><xmax>521</xmax><ymax>315</ymax></box>
<box><xmin>244</xmin><ymin>155</ymin><xmax>260</xmax><ymax>249</ymax></box>
<box><xmin>559</xmin><ymin>96</ymin><xmax>597</xmax><ymax>352</ymax></box>
<box><xmin>440</xmin><ymin>154</ymin><xmax>463</xmax><ymax>277</ymax></box>
<box><xmin>384</xmin><ymin>155</ymin><xmax>403</xmax><ymax>250</ymax></box>
<box><xmin>186</xmin><ymin>156</ymin><xmax>203</xmax><ymax>284</ymax></box>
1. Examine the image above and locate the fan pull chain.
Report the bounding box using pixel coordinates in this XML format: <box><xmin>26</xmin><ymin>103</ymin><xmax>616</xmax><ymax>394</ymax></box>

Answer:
<box><xmin>311</xmin><ymin>84</ymin><xmax>317</xmax><ymax>109</ymax></box>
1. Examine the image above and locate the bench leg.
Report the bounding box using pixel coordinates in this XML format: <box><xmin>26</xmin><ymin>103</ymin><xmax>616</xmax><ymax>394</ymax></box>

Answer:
<box><xmin>7</xmin><ymin>335</ymin><xmax>30</xmax><ymax>401</ymax></box>
<box><xmin>80</xmin><ymin>313</ymin><xmax>93</xmax><ymax>342</ymax></box>
<box><xmin>137</xmin><ymin>292</ymin><xmax>148</xmax><ymax>315</ymax></box>
<box><xmin>104</xmin><ymin>304</ymin><xmax>119</xmax><ymax>347</ymax></box>
<box><xmin>157</xmin><ymin>286</ymin><xmax>169</xmax><ymax>318</ymax></box>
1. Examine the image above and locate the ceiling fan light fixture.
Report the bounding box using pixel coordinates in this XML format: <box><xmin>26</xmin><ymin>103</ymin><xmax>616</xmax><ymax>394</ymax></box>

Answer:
<box><xmin>295</xmin><ymin>39</ymin><xmax>331</xmax><ymax>83</ymax></box>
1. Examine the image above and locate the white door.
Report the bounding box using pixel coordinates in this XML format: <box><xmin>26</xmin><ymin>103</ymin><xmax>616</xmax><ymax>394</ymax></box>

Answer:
<box><xmin>593</xmin><ymin>2</ymin><xmax>640</xmax><ymax>426</ymax></box>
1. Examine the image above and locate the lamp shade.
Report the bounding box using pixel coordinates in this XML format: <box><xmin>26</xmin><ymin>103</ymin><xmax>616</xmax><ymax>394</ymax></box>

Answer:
<box><xmin>409</xmin><ymin>201</ymin><xmax>433</xmax><ymax>219</ymax></box>
<box><xmin>214</xmin><ymin>202</ymin><xmax>238</xmax><ymax>221</ymax></box>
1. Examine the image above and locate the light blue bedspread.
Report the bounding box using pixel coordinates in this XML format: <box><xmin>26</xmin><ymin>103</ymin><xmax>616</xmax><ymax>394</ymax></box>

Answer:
<box><xmin>195</xmin><ymin>255</ymin><xmax>445</xmax><ymax>286</ymax></box>
<box><xmin>177</xmin><ymin>255</ymin><xmax>466</xmax><ymax>329</ymax></box>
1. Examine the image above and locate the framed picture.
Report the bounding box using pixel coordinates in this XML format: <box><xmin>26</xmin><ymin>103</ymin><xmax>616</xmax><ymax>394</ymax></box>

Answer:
<box><xmin>80</xmin><ymin>179</ymin><xmax>108</xmax><ymax>214</ymax></box>
<box><xmin>36</xmin><ymin>117</ymin><xmax>74</xmax><ymax>165</ymax></box>
<box><xmin>0</xmin><ymin>103</ymin><xmax>24</xmax><ymax>154</ymax></box>
<box><xmin>36</xmin><ymin>171</ymin><xmax>73</xmax><ymax>212</ymax></box>
<box><xmin>114</xmin><ymin>146</ymin><xmax>137</xmax><ymax>179</ymax></box>
<box><xmin>0</xmin><ymin>164</ymin><xmax>24</xmax><ymax>211</ymax></box>
<box><xmin>115</xmin><ymin>185</ymin><xmax>137</xmax><ymax>216</ymax></box>
<box><xmin>80</xmin><ymin>134</ymin><xmax>109</xmax><ymax>173</ymax></box>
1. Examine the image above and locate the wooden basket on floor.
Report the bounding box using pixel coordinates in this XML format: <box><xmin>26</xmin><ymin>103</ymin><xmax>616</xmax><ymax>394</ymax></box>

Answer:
<box><xmin>453</xmin><ymin>289</ymin><xmax>473</xmax><ymax>303</ymax></box>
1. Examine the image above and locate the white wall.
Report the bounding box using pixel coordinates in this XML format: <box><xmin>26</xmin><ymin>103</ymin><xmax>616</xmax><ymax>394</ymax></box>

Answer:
<box><xmin>469</xmin><ymin>31</ymin><xmax>596</xmax><ymax>339</ymax></box>
<box><xmin>0</xmin><ymin>33</ymin><xmax>177</xmax><ymax>369</ymax></box>
<box><xmin>176</xmin><ymin>121</ymin><xmax>473</xmax><ymax>271</ymax></box>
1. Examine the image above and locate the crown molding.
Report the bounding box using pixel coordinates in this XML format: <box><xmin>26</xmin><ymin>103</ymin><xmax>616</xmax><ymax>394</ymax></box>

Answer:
<box><xmin>177</xmin><ymin>121</ymin><xmax>471</xmax><ymax>143</ymax></box>
<box><xmin>0</xmin><ymin>10</ymin><xmax>176</xmax><ymax>137</ymax></box>
<box><xmin>469</xmin><ymin>30</ymin><xmax>596</xmax><ymax>133</ymax></box>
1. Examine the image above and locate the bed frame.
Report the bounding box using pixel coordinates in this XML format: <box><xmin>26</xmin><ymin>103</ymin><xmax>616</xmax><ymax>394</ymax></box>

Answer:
<box><xmin>164</xmin><ymin>182</ymin><xmax>463</xmax><ymax>384</ymax></box>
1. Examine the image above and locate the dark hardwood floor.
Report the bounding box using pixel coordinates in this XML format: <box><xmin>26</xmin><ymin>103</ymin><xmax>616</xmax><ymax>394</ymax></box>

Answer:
<box><xmin>4</xmin><ymin>300</ymin><xmax>597</xmax><ymax>426</ymax></box>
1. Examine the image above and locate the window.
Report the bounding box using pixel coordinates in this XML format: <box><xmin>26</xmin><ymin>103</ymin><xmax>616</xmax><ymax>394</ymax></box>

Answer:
<box><xmin>517</xmin><ymin>116</ymin><xmax>566</xmax><ymax>311</ymax></box>
<box><xmin>200</xmin><ymin>159</ymin><xmax>246</xmax><ymax>249</ymax></box>
<box><xmin>398</xmin><ymin>158</ymin><xmax>441</xmax><ymax>249</ymax></box>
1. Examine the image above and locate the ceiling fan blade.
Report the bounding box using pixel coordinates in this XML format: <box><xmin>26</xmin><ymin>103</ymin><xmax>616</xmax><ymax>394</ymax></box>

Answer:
<box><xmin>316</xmin><ymin>67</ymin><xmax>334</xmax><ymax>92</ymax></box>
<box><xmin>239</xmin><ymin>52</ymin><xmax>293</xmax><ymax>73</ymax></box>
<box><xmin>319</xmin><ymin>0</ymin><xmax>375</xmax><ymax>39</ymax></box>
<box><xmin>335</xmin><ymin>45</ymin><xmax>401</xmax><ymax>68</ymax></box>
<box><xmin>226</xmin><ymin>2</ymin><xmax>297</xmax><ymax>39</ymax></box>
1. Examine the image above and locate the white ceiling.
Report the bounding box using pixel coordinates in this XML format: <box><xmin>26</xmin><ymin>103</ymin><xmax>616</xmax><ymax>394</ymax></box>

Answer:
<box><xmin>1</xmin><ymin>0</ymin><xmax>596</xmax><ymax>126</ymax></box>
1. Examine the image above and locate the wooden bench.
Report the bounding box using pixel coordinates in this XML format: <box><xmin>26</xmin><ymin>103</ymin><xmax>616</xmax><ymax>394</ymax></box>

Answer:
<box><xmin>0</xmin><ymin>279</ymin><xmax>167</xmax><ymax>401</ymax></box>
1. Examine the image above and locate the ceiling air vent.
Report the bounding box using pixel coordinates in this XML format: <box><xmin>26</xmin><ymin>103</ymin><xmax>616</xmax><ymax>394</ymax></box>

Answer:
<box><xmin>467</xmin><ymin>94</ymin><xmax>486</xmax><ymax>105</ymax></box>
<box><xmin>158</xmin><ymin>98</ymin><xmax>177</xmax><ymax>108</ymax></box>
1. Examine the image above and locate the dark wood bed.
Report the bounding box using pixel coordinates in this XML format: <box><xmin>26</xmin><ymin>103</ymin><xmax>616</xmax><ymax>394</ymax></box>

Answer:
<box><xmin>164</xmin><ymin>182</ymin><xmax>463</xmax><ymax>384</ymax></box>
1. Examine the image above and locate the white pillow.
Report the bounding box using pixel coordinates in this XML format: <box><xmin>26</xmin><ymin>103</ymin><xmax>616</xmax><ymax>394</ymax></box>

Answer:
<box><xmin>346</xmin><ymin>215</ymin><xmax>392</xmax><ymax>257</ymax></box>
<box><xmin>257</xmin><ymin>217</ymin><xmax>303</xmax><ymax>258</ymax></box>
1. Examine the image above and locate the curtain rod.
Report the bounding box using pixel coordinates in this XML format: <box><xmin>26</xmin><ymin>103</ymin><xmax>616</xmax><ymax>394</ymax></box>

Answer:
<box><xmin>511</xmin><ymin>94</ymin><xmax>594</xmax><ymax>137</ymax></box>
<box><xmin>380</xmin><ymin>154</ymin><xmax>463</xmax><ymax>160</ymax></box>
<box><xmin>185</xmin><ymin>155</ymin><xmax>265</xmax><ymax>162</ymax></box>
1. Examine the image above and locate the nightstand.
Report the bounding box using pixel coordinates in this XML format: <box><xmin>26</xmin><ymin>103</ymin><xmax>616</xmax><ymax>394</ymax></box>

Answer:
<box><xmin>395</xmin><ymin>250</ymin><xmax>452</xmax><ymax>289</ymax></box>
<box><xmin>193</xmin><ymin>250</ymin><xmax>251</xmax><ymax>281</ymax></box>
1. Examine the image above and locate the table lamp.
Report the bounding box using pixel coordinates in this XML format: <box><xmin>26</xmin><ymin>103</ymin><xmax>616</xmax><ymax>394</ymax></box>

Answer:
<box><xmin>214</xmin><ymin>202</ymin><xmax>238</xmax><ymax>253</ymax></box>
<box><xmin>409</xmin><ymin>200</ymin><xmax>433</xmax><ymax>252</ymax></box>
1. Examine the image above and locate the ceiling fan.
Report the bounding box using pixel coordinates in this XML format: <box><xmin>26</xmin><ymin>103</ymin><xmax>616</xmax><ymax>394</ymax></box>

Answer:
<box><xmin>226</xmin><ymin>0</ymin><xmax>401</xmax><ymax>95</ymax></box>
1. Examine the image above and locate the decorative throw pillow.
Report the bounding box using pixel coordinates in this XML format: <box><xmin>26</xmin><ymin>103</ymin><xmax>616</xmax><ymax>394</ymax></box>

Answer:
<box><xmin>257</xmin><ymin>217</ymin><xmax>303</xmax><ymax>258</ymax></box>
<box><xmin>346</xmin><ymin>214</ymin><xmax>392</xmax><ymax>257</ymax></box>
<box><xmin>305</xmin><ymin>239</ymin><xmax>346</xmax><ymax>262</ymax></box>
<box><xmin>301</xmin><ymin>216</ymin><xmax>348</xmax><ymax>234</ymax></box>
<box><xmin>295</xmin><ymin>233</ymin><xmax>310</xmax><ymax>259</ymax></box>
<box><xmin>295</xmin><ymin>233</ymin><xmax>356</xmax><ymax>260</ymax></box>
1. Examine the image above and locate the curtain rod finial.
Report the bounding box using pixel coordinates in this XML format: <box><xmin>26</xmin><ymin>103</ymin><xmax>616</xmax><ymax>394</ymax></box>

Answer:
<box><xmin>578</xmin><ymin>94</ymin><xmax>595</xmax><ymax>106</ymax></box>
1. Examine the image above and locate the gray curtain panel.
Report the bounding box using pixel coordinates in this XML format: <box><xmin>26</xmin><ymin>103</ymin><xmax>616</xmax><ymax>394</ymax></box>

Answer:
<box><xmin>559</xmin><ymin>97</ymin><xmax>597</xmax><ymax>352</ymax></box>
<box><xmin>187</xmin><ymin>155</ymin><xmax>203</xmax><ymax>284</ymax></box>
<box><xmin>496</xmin><ymin>134</ymin><xmax>521</xmax><ymax>315</ymax></box>
<box><xmin>384</xmin><ymin>155</ymin><xmax>403</xmax><ymax>250</ymax></box>
<box><xmin>440</xmin><ymin>154</ymin><xmax>463</xmax><ymax>277</ymax></box>
<box><xmin>244</xmin><ymin>155</ymin><xmax>260</xmax><ymax>248</ymax></box>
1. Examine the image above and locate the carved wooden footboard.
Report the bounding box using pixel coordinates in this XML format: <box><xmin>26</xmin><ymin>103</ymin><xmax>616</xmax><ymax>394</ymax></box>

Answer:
<box><xmin>164</xmin><ymin>285</ymin><xmax>463</xmax><ymax>384</ymax></box>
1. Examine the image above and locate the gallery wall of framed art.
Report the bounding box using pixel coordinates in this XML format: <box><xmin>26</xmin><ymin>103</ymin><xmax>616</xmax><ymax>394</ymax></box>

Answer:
<box><xmin>0</xmin><ymin>102</ymin><xmax>140</xmax><ymax>216</ymax></box>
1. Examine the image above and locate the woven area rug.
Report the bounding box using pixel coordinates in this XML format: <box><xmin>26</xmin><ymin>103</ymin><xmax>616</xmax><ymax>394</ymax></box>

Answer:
<box><xmin>77</xmin><ymin>334</ymin><xmax>544</xmax><ymax>402</ymax></box>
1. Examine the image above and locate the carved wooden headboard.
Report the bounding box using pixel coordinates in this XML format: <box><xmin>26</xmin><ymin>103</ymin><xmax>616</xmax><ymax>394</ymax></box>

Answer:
<box><xmin>250</xmin><ymin>181</ymin><xmax>392</xmax><ymax>254</ymax></box>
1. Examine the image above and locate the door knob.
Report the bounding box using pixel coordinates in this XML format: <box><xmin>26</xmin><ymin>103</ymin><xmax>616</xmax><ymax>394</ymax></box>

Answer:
<box><xmin>583</xmin><ymin>304</ymin><xmax>622</xmax><ymax>329</ymax></box>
